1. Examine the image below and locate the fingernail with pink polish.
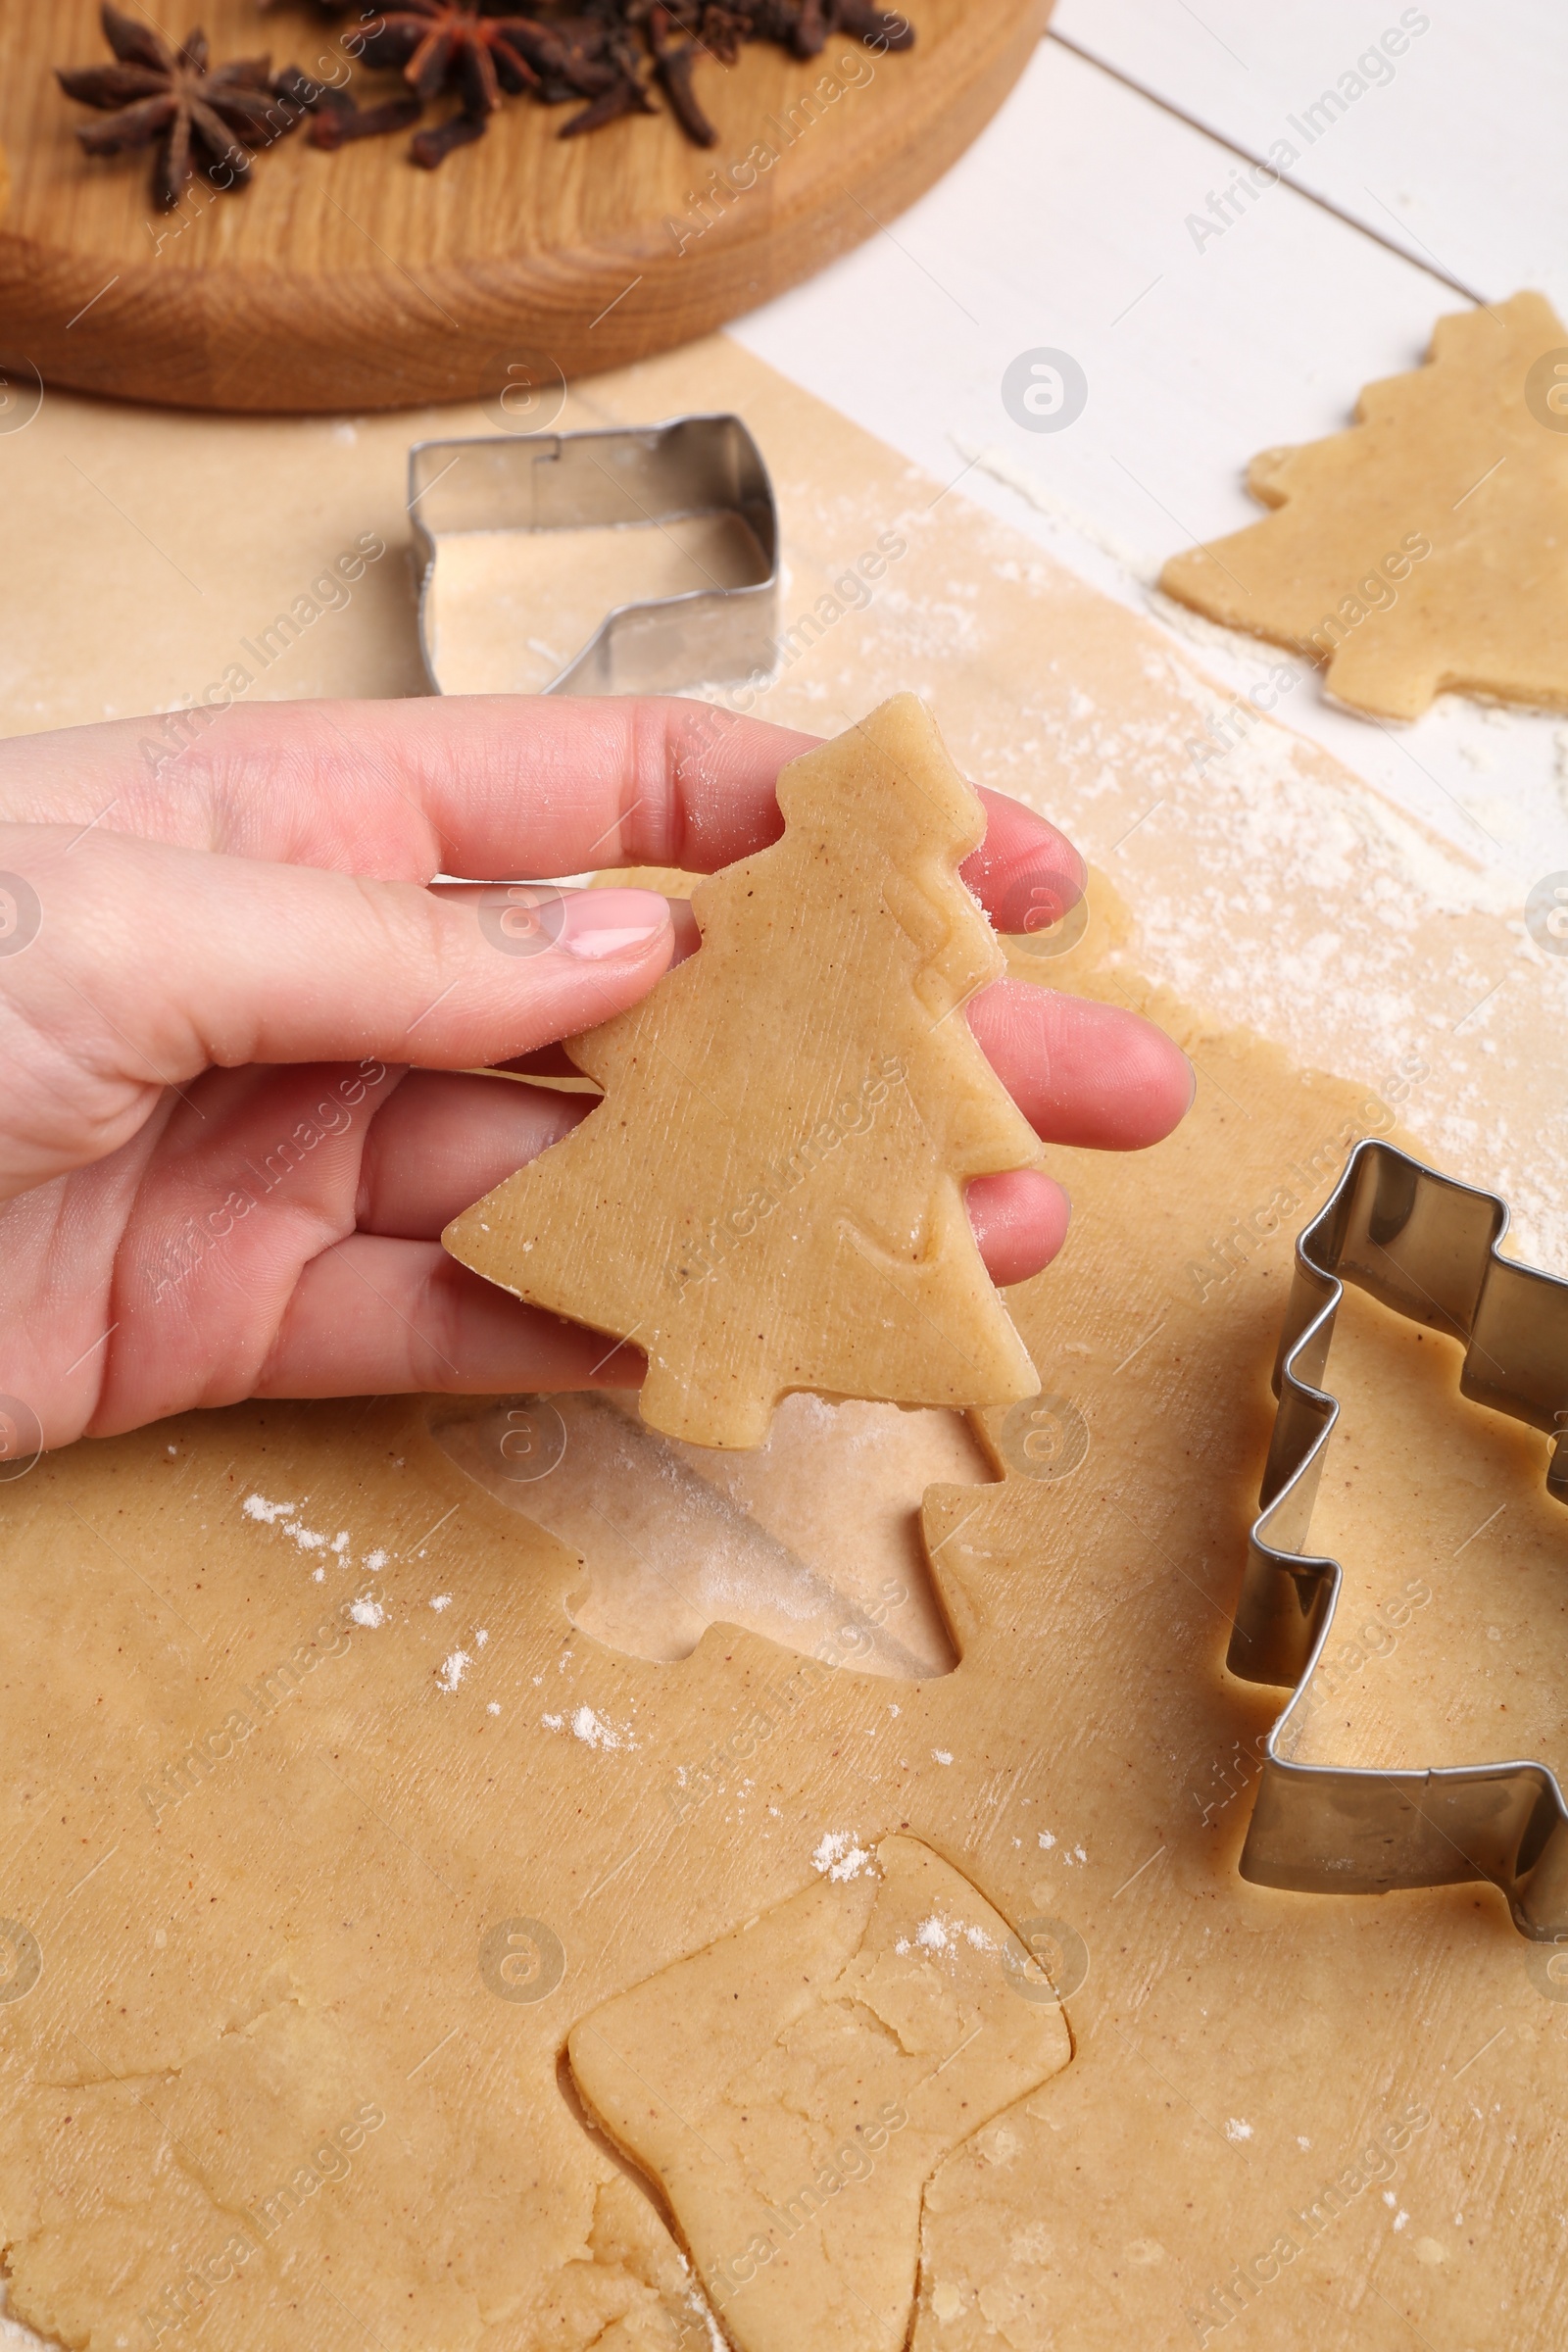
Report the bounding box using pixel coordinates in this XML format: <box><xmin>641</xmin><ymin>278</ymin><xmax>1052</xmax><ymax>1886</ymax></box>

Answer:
<box><xmin>558</xmin><ymin>889</ymin><xmax>671</xmax><ymax>961</ymax></box>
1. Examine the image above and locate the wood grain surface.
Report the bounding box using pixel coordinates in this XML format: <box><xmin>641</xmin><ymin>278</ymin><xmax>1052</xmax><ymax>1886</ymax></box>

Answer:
<box><xmin>0</xmin><ymin>0</ymin><xmax>1047</xmax><ymax>414</ymax></box>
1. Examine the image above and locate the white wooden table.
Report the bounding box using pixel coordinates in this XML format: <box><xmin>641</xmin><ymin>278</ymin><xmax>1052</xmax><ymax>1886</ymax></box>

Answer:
<box><xmin>735</xmin><ymin>0</ymin><xmax>1567</xmax><ymax>898</ymax></box>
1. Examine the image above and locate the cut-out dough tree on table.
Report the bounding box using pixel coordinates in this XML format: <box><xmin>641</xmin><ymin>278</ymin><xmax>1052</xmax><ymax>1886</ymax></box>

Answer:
<box><xmin>1160</xmin><ymin>289</ymin><xmax>1568</xmax><ymax>718</ymax></box>
<box><xmin>445</xmin><ymin>694</ymin><xmax>1044</xmax><ymax>1448</ymax></box>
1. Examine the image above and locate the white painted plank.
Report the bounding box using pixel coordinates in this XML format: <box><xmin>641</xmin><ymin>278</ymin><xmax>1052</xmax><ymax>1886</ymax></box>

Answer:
<box><xmin>733</xmin><ymin>38</ymin><xmax>1565</xmax><ymax>891</ymax></box>
<box><xmin>1049</xmin><ymin>0</ymin><xmax>1568</xmax><ymax>315</ymax></box>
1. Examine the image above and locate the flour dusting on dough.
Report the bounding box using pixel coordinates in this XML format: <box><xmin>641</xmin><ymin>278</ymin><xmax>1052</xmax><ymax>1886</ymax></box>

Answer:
<box><xmin>549</xmin><ymin>1705</ymin><xmax>631</xmax><ymax>1751</ymax></box>
<box><xmin>242</xmin><ymin>1492</ymin><xmax>362</xmax><ymax>1565</ymax></box>
<box><xmin>811</xmin><ymin>1831</ymin><xmax>871</xmax><ymax>1882</ymax></box>
<box><xmin>896</xmin><ymin>1912</ymin><xmax>1000</xmax><ymax>1960</ymax></box>
<box><xmin>243</xmin><ymin>1494</ymin><xmax>297</xmax><ymax>1523</ymax></box>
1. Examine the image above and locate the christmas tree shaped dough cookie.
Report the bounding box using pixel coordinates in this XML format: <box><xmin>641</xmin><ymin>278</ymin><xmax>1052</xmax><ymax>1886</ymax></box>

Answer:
<box><xmin>568</xmin><ymin>1835</ymin><xmax>1072</xmax><ymax>2352</ymax></box>
<box><xmin>445</xmin><ymin>695</ymin><xmax>1044</xmax><ymax>1448</ymax></box>
<box><xmin>1161</xmin><ymin>289</ymin><xmax>1568</xmax><ymax>717</ymax></box>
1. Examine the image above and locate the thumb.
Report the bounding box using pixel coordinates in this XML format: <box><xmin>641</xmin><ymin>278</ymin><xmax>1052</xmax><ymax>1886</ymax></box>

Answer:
<box><xmin>0</xmin><ymin>824</ymin><xmax>673</xmax><ymax>1195</ymax></box>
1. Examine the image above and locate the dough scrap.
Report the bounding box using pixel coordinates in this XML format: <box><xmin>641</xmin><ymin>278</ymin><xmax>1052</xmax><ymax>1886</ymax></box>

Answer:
<box><xmin>443</xmin><ymin>695</ymin><xmax>1043</xmax><ymax>1448</ymax></box>
<box><xmin>568</xmin><ymin>1835</ymin><xmax>1070</xmax><ymax>2352</ymax></box>
<box><xmin>1160</xmin><ymin>288</ymin><xmax>1568</xmax><ymax>717</ymax></box>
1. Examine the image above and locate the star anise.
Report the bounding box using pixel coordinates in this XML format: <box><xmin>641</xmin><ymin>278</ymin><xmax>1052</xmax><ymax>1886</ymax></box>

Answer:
<box><xmin>252</xmin><ymin>0</ymin><xmax>914</xmax><ymax>160</ymax></box>
<box><xmin>350</xmin><ymin>4</ymin><xmax>550</xmax><ymax>164</ymax></box>
<box><xmin>58</xmin><ymin>5</ymin><xmax>290</xmax><ymax>210</ymax></box>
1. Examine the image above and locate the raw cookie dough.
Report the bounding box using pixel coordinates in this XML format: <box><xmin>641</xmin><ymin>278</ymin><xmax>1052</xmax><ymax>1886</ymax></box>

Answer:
<box><xmin>0</xmin><ymin>915</ymin><xmax>1555</xmax><ymax>2352</ymax></box>
<box><xmin>1278</xmin><ymin>1281</ymin><xmax>1568</xmax><ymax>1785</ymax></box>
<box><xmin>569</xmin><ymin>1835</ymin><xmax>1070</xmax><ymax>2352</ymax></box>
<box><xmin>0</xmin><ymin>312</ymin><xmax>1557</xmax><ymax>2352</ymax></box>
<box><xmin>1160</xmin><ymin>289</ymin><xmax>1568</xmax><ymax>718</ymax></box>
<box><xmin>444</xmin><ymin>694</ymin><xmax>1043</xmax><ymax>1449</ymax></box>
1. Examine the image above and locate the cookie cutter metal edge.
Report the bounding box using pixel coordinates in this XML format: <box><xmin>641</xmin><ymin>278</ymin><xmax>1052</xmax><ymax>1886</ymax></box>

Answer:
<box><xmin>409</xmin><ymin>414</ymin><xmax>779</xmax><ymax>698</ymax></box>
<box><xmin>1228</xmin><ymin>1138</ymin><xmax>1568</xmax><ymax>1940</ymax></box>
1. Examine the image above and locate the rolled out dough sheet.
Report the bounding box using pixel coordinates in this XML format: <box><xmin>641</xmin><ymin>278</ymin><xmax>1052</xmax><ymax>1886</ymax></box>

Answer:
<box><xmin>0</xmin><ymin>333</ymin><xmax>1561</xmax><ymax>2351</ymax></box>
<box><xmin>0</xmin><ymin>920</ymin><xmax>1559</xmax><ymax>2352</ymax></box>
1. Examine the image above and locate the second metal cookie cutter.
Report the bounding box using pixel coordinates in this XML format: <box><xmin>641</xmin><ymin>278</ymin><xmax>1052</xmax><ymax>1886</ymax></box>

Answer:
<box><xmin>410</xmin><ymin>414</ymin><xmax>779</xmax><ymax>697</ymax></box>
<box><xmin>1229</xmin><ymin>1138</ymin><xmax>1568</xmax><ymax>1940</ymax></box>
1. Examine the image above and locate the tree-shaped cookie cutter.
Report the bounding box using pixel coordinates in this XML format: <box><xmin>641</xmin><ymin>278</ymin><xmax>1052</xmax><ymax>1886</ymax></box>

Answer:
<box><xmin>410</xmin><ymin>414</ymin><xmax>779</xmax><ymax>696</ymax></box>
<box><xmin>1229</xmin><ymin>1139</ymin><xmax>1568</xmax><ymax>1940</ymax></box>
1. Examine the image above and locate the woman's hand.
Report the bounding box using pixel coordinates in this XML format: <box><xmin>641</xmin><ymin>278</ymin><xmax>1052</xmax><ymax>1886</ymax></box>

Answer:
<box><xmin>0</xmin><ymin>695</ymin><xmax>1191</xmax><ymax>1447</ymax></box>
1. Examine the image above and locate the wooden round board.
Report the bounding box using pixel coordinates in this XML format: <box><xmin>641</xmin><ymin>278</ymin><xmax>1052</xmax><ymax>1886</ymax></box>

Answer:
<box><xmin>0</xmin><ymin>1</ymin><xmax>1048</xmax><ymax>414</ymax></box>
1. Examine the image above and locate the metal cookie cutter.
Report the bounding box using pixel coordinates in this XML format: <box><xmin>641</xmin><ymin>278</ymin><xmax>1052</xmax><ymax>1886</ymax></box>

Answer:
<box><xmin>1229</xmin><ymin>1139</ymin><xmax>1568</xmax><ymax>1940</ymax></box>
<box><xmin>410</xmin><ymin>414</ymin><xmax>779</xmax><ymax>696</ymax></box>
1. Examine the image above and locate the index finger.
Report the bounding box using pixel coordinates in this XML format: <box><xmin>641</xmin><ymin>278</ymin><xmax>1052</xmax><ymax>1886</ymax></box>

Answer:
<box><xmin>0</xmin><ymin>696</ymin><xmax>1086</xmax><ymax>919</ymax></box>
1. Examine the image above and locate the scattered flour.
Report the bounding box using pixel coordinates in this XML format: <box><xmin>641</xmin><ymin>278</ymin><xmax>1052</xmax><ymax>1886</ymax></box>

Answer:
<box><xmin>437</xmin><ymin>1651</ymin><xmax>470</xmax><ymax>1691</ymax></box>
<box><xmin>811</xmin><ymin>1831</ymin><xmax>871</xmax><ymax>1883</ymax></box>
<box><xmin>242</xmin><ymin>1495</ymin><xmax>297</xmax><ymax>1524</ymax></box>
<box><xmin>349</xmin><ymin>1597</ymin><xmax>385</xmax><ymax>1629</ymax></box>
<box><xmin>243</xmin><ymin>1494</ymin><xmax>363</xmax><ymax>1566</ymax></box>
<box><xmin>566</xmin><ymin>1705</ymin><xmax>627</xmax><ymax>1751</ymax></box>
<box><xmin>952</xmin><ymin>436</ymin><xmax>1157</xmax><ymax>581</ymax></box>
<box><xmin>896</xmin><ymin>1912</ymin><xmax>1000</xmax><ymax>1959</ymax></box>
